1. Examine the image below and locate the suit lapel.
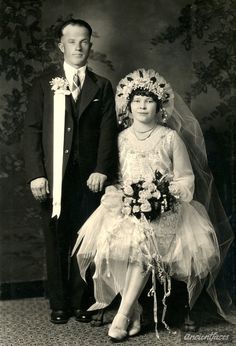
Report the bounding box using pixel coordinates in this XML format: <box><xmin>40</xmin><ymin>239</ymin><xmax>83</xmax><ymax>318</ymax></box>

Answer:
<box><xmin>78</xmin><ymin>70</ymin><xmax>99</xmax><ymax>118</ymax></box>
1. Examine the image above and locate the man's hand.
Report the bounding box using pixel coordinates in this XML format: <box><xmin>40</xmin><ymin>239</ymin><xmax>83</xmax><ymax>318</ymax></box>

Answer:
<box><xmin>87</xmin><ymin>173</ymin><xmax>107</xmax><ymax>193</ymax></box>
<box><xmin>30</xmin><ymin>177</ymin><xmax>49</xmax><ymax>202</ymax></box>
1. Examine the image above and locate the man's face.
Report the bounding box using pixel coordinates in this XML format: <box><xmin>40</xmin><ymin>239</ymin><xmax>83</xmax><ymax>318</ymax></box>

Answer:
<box><xmin>58</xmin><ymin>24</ymin><xmax>92</xmax><ymax>68</ymax></box>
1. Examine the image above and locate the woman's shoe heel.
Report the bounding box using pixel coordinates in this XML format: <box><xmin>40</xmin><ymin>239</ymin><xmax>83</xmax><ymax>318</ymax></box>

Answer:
<box><xmin>128</xmin><ymin>303</ymin><xmax>143</xmax><ymax>336</ymax></box>
<box><xmin>182</xmin><ymin>305</ymin><xmax>198</xmax><ymax>332</ymax></box>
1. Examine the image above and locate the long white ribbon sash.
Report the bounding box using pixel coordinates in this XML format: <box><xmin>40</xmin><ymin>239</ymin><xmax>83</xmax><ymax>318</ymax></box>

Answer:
<box><xmin>52</xmin><ymin>92</ymin><xmax>66</xmax><ymax>218</ymax></box>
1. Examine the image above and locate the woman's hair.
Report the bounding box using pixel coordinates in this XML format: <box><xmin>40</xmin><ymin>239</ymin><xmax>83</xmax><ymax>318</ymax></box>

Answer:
<box><xmin>127</xmin><ymin>88</ymin><xmax>162</xmax><ymax>113</ymax></box>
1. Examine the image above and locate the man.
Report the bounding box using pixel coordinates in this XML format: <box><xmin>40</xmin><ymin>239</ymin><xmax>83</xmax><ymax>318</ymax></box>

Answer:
<box><xmin>24</xmin><ymin>19</ymin><xmax>118</xmax><ymax>324</ymax></box>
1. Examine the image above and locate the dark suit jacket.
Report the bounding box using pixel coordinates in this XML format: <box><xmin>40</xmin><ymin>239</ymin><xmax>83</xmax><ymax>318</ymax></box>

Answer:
<box><xmin>24</xmin><ymin>65</ymin><xmax>118</xmax><ymax>195</ymax></box>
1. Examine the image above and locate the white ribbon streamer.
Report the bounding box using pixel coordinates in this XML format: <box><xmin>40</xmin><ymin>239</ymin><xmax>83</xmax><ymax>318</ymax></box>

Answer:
<box><xmin>52</xmin><ymin>92</ymin><xmax>66</xmax><ymax>218</ymax></box>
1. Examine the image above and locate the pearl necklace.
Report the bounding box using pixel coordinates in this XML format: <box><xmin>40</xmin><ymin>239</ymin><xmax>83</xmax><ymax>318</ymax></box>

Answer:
<box><xmin>132</xmin><ymin>125</ymin><xmax>157</xmax><ymax>141</ymax></box>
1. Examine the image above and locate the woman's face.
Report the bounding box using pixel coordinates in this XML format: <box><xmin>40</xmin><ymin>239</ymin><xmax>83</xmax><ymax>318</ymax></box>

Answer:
<box><xmin>130</xmin><ymin>95</ymin><xmax>157</xmax><ymax>125</ymax></box>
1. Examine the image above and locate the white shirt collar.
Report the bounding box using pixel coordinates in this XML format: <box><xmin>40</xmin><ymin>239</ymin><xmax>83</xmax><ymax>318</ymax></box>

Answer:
<box><xmin>63</xmin><ymin>61</ymin><xmax>87</xmax><ymax>88</ymax></box>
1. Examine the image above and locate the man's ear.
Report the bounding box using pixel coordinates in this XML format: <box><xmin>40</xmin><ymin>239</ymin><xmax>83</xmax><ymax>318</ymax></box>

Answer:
<box><xmin>58</xmin><ymin>42</ymin><xmax>64</xmax><ymax>53</ymax></box>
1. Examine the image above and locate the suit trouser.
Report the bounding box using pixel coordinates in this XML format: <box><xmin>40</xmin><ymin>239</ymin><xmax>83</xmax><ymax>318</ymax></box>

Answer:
<box><xmin>41</xmin><ymin>161</ymin><xmax>102</xmax><ymax>310</ymax></box>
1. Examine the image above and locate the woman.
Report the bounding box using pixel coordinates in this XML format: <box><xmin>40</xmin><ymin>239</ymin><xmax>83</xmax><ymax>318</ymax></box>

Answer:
<box><xmin>73</xmin><ymin>69</ymin><xmax>234</xmax><ymax>341</ymax></box>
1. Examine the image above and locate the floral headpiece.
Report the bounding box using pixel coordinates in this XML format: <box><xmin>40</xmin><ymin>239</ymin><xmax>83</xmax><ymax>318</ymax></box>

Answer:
<box><xmin>115</xmin><ymin>69</ymin><xmax>174</xmax><ymax>128</ymax></box>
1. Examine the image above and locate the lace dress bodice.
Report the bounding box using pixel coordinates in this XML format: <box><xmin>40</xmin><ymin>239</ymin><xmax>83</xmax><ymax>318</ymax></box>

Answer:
<box><xmin>118</xmin><ymin>126</ymin><xmax>195</xmax><ymax>202</ymax></box>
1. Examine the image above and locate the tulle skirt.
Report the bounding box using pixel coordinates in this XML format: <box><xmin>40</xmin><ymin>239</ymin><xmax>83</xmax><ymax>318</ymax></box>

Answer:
<box><xmin>72</xmin><ymin>185</ymin><xmax>220</xmax><ymax>311</ymax></box>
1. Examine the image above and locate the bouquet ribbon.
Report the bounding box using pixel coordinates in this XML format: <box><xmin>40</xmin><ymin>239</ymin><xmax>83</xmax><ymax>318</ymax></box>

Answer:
<box><xmin>52</xmin><ymin>92</ymin><xmax>66</xmax><ymax>218</ymax></box>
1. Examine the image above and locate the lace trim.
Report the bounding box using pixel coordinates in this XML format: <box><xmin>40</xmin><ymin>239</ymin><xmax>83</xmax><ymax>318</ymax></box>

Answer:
<box><xmin>119</xmin><ymin>126</ymin><xmax>174</xmax><ymax>155</ymax></box>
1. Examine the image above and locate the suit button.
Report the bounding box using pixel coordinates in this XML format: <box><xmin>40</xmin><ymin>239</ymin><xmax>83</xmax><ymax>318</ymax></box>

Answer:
<box><xmin>65</xmin><ymin>149</ymin><xmax>69</xmax><ymax>154</ymax></box>
<box><xmin>67</xmin><ymin>127</ymin><xmax>71</xmax><ymax>132</ymax></box>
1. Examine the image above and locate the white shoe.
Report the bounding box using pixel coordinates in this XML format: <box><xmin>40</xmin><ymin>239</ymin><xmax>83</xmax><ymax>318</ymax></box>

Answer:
<box><xmin>108</xmin><ymin>313</ymin><xmax>130</xmax><ymax>341</ymax></box>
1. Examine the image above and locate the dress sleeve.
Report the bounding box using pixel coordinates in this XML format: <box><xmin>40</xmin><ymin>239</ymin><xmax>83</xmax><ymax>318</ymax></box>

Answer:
<box><xmin>169</xmin><ymin>131</ymin><xmax>195</xmax><ymax>202</ymax></box>
<box><xmin>117</xmin><ymin>132</ymin><xmax>126</xmax><ymax>184</ymax></box>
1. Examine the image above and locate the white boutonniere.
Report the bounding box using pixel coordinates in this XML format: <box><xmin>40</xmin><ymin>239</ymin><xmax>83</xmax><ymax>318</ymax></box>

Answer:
<box><xmin>49</xmin><ymin>77</ymin><xmax>71</xmax><ymax>95</ymax></box>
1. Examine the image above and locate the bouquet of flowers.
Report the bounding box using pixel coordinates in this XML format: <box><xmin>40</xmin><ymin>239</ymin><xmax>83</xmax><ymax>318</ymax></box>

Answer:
<box><xmin>122</xmin><ymin>171</ymin><xmax>177</xmax><ymax>221</ymax></box>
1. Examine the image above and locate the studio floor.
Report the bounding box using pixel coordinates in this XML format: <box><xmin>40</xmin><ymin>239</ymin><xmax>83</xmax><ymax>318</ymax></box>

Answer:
<box><xmin>0</xmin><ymin>297</ymin><xmax>235</xmax><ymax>346</ymax></box>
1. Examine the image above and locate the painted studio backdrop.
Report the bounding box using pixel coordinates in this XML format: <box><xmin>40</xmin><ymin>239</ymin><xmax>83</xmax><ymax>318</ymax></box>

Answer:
<box><xmin>0</xmin><ymin>0</ymin><xmax>235</xmax><ymax>298</ymax></box>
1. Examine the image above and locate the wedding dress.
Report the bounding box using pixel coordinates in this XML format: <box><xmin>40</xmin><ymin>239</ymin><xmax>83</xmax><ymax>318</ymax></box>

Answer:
<box><xmin>72</xmin><ymin>125</ymin><xmax>220</xmax><ymax>312</ymax></box>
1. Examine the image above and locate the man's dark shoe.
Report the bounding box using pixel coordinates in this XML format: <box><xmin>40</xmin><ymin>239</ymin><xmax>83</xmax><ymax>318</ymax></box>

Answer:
<box><xmin>50</xmin><ymin>310</ymin><xmax>71</xmax><ymax>324</ymax></box>
<box><xmin>74</xmin><ymin>309</ymin><xmax>92</xmax><ymax>323</ymax></box>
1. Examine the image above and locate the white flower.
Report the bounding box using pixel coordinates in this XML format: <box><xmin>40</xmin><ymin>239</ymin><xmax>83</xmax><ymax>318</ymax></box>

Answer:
<box><xmin>139</xmin><ymin>190</ymin><xmax>152</xmax><ymax>199</ymax></box>
<box><xmin>147</xmin><ymin>183</ymin><xmax>157</xmax><ymax>192</ymax></box>
<box><xmin>124</xmin><ymin>179</ymin><xmax>133</xmax><ymax>186</ymax></box>
<box><xmin>132</xmin><ymin>176</ymin><xmax>141</xmax><ymax>184</ymax></box>
<box><xmin>145</xmin><ymin>191</ymin><xmax>153</xmax><ymax>199</ymax></box>
<box><xmin>123</xmin><ymin>185</ymin><xmax>134</xmax><ymax>196</ymax></box>
<box><xmin>124</xmin><ymin>197</ymin><xmax>133</xmax><ymax>206</ymax></box>
<box><xmin>138</xmin><ymin>190</ymin><xmax>146</xmax><ymax>199</ymax></box>
<box><xmin>142</xmin><ymin>181</ymin><xmax>150</xmax><ymax>189</ymax></box>
<box><xmin>50</xmin><ymin>77</ymin><xmax>71</xmax><ymax>95</ymax></box>
<box><xmin>140</xmin><ymin>201</ymin><xmax>152</xmax><ymax>212</ymax></box>
<box><xmin>138</xmin><ymin>198</ymin><xmax>147</xmax><ymax>204</ymax></box>
<box><xmin>132</xmin><ymin>205</ymin><xmax>140</xmax><ymax>213</ymax></box>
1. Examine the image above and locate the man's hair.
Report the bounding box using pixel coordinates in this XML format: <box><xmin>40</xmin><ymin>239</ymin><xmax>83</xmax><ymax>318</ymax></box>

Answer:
<box><xmin>57</xmin><ymin>18</ymin><xmax>92</xmax><ymax>40</ymax></box>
